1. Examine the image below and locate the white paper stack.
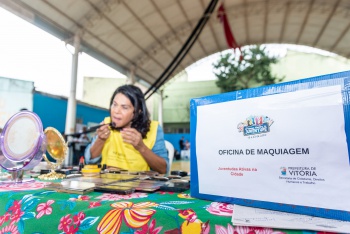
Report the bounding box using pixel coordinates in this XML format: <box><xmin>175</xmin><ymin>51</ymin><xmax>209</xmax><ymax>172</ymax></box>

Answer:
<box><xmin>232</xmin><ymin>205</ymin><xmax>350</xmax><ymax>233</ymax></box>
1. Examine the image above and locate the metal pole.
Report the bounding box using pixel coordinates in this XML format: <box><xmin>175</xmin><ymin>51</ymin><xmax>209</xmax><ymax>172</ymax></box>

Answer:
<box><xmin>64</xmin><ymin>33</ymin><xmax>80</xmax><ymax>166</ymax></box>
<box><xmin>158</xmin><ymin>90</ymin><xmax>163</xmax><ymax>128</ymax></box>
<box><xmin>126</xmin><ymin>66</ymin><xmax>136</xmax><ymax>84</ymax></box>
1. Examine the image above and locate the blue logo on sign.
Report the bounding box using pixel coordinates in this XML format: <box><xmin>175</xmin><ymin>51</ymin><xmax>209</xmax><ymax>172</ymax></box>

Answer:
<box><xmin>237</xmin><ymin>115</ymin><xmax>274</xmax><ymax>136</ymax></box>
<box><xmin>280</xmin><ymin>167</ymin><xmax>287</xmax><ymax>176</ymax></box>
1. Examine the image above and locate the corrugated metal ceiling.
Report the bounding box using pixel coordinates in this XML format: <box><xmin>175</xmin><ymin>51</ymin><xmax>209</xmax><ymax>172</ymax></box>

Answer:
<box><xmin>0</xmin><ymin>0</ymin><xmax>349</xmax><ymax>88</ymax></box>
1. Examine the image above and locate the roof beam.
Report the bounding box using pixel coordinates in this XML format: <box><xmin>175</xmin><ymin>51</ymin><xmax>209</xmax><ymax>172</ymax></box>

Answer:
<box><xmin>263</xmin><ymin>0</ymin><xmax>268</xmax><ymax>42</ymax></box>
<box><xmin>33</xmin><ymin>0</ymin><xmax>156</xmax><ymax>83</ymax></box>
<box><xmin>177</xmin><ymin>0</ymin><xmax>209</xmax><ymax>56</ymax></box>
<box><xmin>279</xmin><ymin>1</ymin><xmax>290</xmax><ymax>43</ymax></box>
<box><xmin>121</xmin><ymin>1</ymin><xmax>180</xmax><ymax>69</ymax></box>
<box><xmin>331</xmin><ymin>21</ymin><xmax>350</xmax><ymax>55</ymax></box>
<box><xmin>296</xmin><ymin>0</ymin><xmax>314</xmax><ymax>44</ymax></box>
<box><xmin>149</xmin><ymin>0</ymin><xmax>196</xmax><ymax>64</ymax></box>
<box><xmin>243</xmin><ymin>0</ymin><xmax>250</xmax><ymax>44</ymax></box>
<box><xmin>86</xmin><ymin>0</ymin><xmax>166</xmax><ymax>71</ymax></box>
<box><xmin>200</xmin><ymin>0</ymin><xmax>222</xmax><ymax>52</ymax></box>
<box><xmin>312</xmin><ymin>0</ymin><xmax>340</xmax><ymax>47</ymax></box>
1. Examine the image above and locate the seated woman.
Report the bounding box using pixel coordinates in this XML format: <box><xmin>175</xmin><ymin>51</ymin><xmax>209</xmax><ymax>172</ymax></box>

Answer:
<box><xmin>84</xmin><ymin>85</ymin><xmax>169</xmax><ymax>174</ymax></box>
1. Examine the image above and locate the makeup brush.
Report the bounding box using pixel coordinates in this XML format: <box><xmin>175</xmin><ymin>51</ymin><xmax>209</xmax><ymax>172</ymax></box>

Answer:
<box><xmin>85</xmin><ymin>122</ymin><xmax>111</xmax><ymax>132</ymax></box>
<box><xmin>85</xmin><ymin>122</ymin><xmax>119</xmax><ymax>133</ymax></box>
<box><xmin>66</xmin><ymin>122</ymin><xmax>117</xmax><ymax>137</ymax></box>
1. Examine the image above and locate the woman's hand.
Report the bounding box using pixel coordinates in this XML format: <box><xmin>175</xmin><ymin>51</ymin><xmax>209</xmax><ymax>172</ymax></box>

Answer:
<box><xmin>120</xmin><ymin>128</ymin><xmax>144</xmax><ymax>150</ymax></box>
<box><xmin>120</xmin><ymin>128</ymin><xmax>166</xmax><ymax>174</ymax></box>
<box><xmin>121</xmin><ymin>127</ymin><xmax>167</xmax><ymax>174</ymax></box>
<box><xmin>90</xmin><ymin>121</ymin><xmax>110</xmax><ymax>159</ymax></box>
<box><xmin>97</xmin><ymin>122</ymin><xmax>110</xmax><ymax>141</ymax></box>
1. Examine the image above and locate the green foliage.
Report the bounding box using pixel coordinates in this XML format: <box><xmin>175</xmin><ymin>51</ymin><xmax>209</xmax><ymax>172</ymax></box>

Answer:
<box><xmin>213</xmin><ymin>45</ymin><xmax>284</xmax><ymax>92</ymax></box>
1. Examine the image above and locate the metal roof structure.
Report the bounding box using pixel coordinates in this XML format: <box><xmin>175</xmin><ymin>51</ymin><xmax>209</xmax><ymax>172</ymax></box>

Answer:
<box><xmin>1</xmin><ymin>0</ymin><xmax>349</xmax><ymax>88</ymax></box>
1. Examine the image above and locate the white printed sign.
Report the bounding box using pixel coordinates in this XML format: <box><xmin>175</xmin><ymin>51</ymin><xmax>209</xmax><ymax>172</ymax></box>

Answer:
<box><xmin>196</xmin><ymin>85</ymin><xmax>350</xmax><ymax>212</ymax></box>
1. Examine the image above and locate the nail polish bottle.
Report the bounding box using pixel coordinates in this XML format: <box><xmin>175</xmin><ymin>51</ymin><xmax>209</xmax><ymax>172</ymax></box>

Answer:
<box><xmin>78</xmin><ymin>156</ymin><xmax>85</xmax><ymax>172</ymax></box>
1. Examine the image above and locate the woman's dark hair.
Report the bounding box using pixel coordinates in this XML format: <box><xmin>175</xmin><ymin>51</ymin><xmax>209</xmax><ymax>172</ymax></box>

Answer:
<box><xmin>109</xmin><ymin>85</ymin><xmax>150</xmax><ymax>138</ymax></box>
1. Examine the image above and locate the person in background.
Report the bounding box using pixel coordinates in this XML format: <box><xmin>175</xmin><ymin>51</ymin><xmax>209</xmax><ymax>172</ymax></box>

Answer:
<box><xmin>78</xmin><ymin>126</ymin><xmax>90</xmax><ymax>143</ymax></box>
<box><xmin>179</xmin><ymin>136</ymin><xmax>185</xmax><ymax>151</ymax></box>
<box><xmin>184</xmin><ymin>139</ymin><xmax>190</xmax><ymax>150</ymax></box>
<box><xmin>84</xmin><ymin>85</ymin><xmax>169</xmax><ymax>174</ymax></box>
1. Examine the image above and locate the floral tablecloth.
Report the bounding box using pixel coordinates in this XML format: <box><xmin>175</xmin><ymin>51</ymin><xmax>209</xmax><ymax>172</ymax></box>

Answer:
<box><xmin>0</xmin><ymin>181</ymin><xmax>332</xmax><ymax>234</ymax></box>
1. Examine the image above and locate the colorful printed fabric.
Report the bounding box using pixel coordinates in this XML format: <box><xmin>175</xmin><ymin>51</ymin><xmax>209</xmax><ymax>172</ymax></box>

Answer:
<box><xmin>0</xmin><ymin>186</ymin><xmax>326</xmax><ymax>234</ymax></box>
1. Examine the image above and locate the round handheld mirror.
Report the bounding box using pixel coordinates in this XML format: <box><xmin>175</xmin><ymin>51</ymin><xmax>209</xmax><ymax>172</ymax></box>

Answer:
<box><xmin>0</xmin><ymin>111</ymin><xmax>45</xmax><ymax>183</ymax></box>
<box><xmin>39</xmin><ymin>127</ymin><xmax>67</xmax><ymax>180</ymax></box>
<box><xmin>45</xmin><ymin>127</ymin><xmax>67</xmax><ymax>162</ymax></box>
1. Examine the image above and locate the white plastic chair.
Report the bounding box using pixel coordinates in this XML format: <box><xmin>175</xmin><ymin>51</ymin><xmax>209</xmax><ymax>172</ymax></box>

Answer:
<box><xmin>164</xmin><ymin>140</ymin><xmax>175</xmax><ymax>172</ymax></box>
<box><xmin>180</xmin><ymin>150</ymin><xmax>190</xmax><ymax>159</ymax></box>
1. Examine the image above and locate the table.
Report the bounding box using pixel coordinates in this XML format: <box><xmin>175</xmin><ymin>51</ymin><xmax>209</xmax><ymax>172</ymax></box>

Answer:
<box><xmin>0</xmin><ymin>181</ymin><xmax>321</xmax><ymax>234</ymax></box>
